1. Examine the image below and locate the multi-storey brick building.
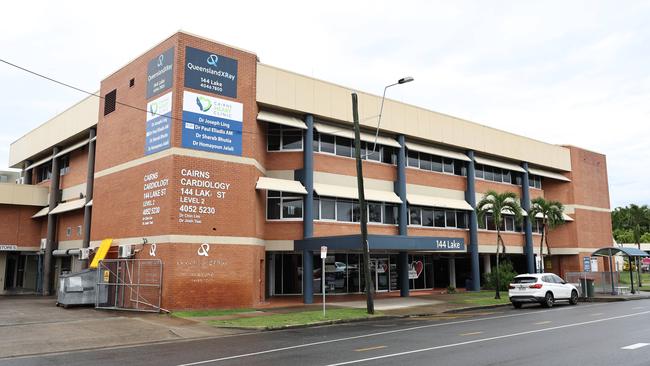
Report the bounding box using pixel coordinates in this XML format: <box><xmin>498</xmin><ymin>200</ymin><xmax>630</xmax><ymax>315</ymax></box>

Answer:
<box><xmin>0</xmin><ymin>31</ymin><xmax>613</xmax><ymax>309</ymax></box>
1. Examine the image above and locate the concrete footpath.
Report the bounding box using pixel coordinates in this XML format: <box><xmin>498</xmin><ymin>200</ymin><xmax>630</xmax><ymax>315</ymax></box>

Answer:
<box><xmin>2</xmin><ymin>291</ymin><xmax>650</xmax><ymax>359</ymax></box>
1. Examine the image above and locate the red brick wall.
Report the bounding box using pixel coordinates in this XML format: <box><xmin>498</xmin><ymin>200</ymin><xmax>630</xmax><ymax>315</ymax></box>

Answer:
<box><xmin>0</xmin><ymin>204</ymin><xmax>43</xmax><ymax>247</ymax></box>
<box><xmin>314</xmin><ymin>153</ymin><xmax>396</xmax><ymax>181</ymax></box>
<box><xmin>60</xmin><ymin>147</ymin><xmax>88</xmax><ymax>189</ymax></box>
<box><xmin>57</xmin><ymin>210</ymin><xmax>84</xmax><ymax>242</ymax></box>
<box><xmin>406</xmin><ymin>168</ymin><xmax>466</xmax><ymax>191</ymax></box>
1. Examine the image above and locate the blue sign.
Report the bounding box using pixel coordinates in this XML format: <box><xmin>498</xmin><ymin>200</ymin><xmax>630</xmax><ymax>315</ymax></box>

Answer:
<box><xmin>184</xmin><ymin>47</ymin><xmax>238</xmax><ymax>99</ymax></box>
<box><xmin>181</xmin><ymin>91</ymin><xmax>243</xmax><ymax>156</ymax></box>
<box><xmin>146</xmin><ymin>47</ymin><xmax>174</xmax><ymax>99</ymax></box>
<box><xmin>583</xmin><ymin>256</ymin><xmax>591</xmax><ymax>272</ymax></box>
<box><xmin>145</xmin><ymin>92</ymin><xmax>172</xmax><ymax>155</ymax></box>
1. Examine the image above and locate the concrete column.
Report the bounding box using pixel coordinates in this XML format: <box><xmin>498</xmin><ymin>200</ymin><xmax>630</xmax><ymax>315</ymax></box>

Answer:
<box><xmin>396</xmin><ymin>135</ymin><xmax>408</xmax><ymax>236</ymax></box>
<box><xmin>81</xmin><ymin>129</ymin><xmax>96</xmax><ymax>269</ymax></box>
<box><xmin>448</xmin><ymin>256</ymin><xmax>457</xmax><ymax>288</ymax></box>
<box><xmin>521</xmin><ymin>162</ymin><xmax>535</xmax><ymax>273</ymax></box>
<box><xmin>465</xmin><ymin>150</ymin><xmax>480</xmax><ymax>290</ymax></box>
<box><xmin>22</xmin><ymin>161</ymin><xmax>32</xmax><ymax>185</ymax></box>
<box><xmin>302</xmin><ymin>250</ymin><xmax>313</xmax><ymax>304</ymax></box>
<box><xmin>399</xmin><ymin>251</ymin><xmax>409</xmax><ymax>297</ymax></box>
<box><xmin>42</xmin><ymin>147</ymin><xmax>60</xmax><ymax>296</ymax></box>
<box><xmin>303</xmin><ymin>115</ymin><xmax>314</xmax><ymax>238</ymax></box>
<box><xmin>483</xmin><ymin>254</ymin><xmax>492</xmax><ymax>274</ymax></box>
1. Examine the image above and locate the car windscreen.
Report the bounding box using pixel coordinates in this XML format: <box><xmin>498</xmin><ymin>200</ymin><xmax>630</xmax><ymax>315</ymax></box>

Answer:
<box><xmin>513</xmin><ymin>277</ymin><xmax>537</xmax><ymax>284</ymax></box>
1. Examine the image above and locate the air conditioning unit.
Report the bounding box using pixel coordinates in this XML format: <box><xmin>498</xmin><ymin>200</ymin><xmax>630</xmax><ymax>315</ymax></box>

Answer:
<box><xmin>79</xmin><ymin>248</ymin><xmax>91</xmax><ymax>260</ymax></box>
<box><xmin>118</xmin><ymin>245</ymin><xmax>134</xmax><ymax>258</ymax></box>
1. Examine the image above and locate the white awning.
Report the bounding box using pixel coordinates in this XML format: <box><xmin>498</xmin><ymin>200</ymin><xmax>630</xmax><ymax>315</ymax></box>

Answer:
<box><xmin>407</xmin><ymin>194</ymin><xmax>473</xmax><ymax>211</ymax></box>
<box><xmin>257</xmin><ymin>110</ymin><xmax>307</xmax><ymax>130</ymax></box>
<box><xmin>26</xmin><ymin>156</ymin><xmax>51</xmax><ymax>171</ymax></box>
<box><xmin>527</xmin><ymin>167</ymin><xmax>571</xmax><ymax>182</ymax></box>
<box><xmin>49</xmin><ymin>198</ymin><xmax>86</xmax><ymax>215</ymax></box>
<box><xmin>533</xmin><ymin>212</ymin><xmax>575</xmax><ymax>222</ymax></box>
<box><xmin>86</xmin><ymin>199</ymin><xmax>93</xmax><ymax>207</ymax></box>
<box><xmin>256</xmin><ymin>177</ymin><xmax>307</xmax><ymax>195</ymax></box>
<box><xmin>313</xmin><ymin>122</ymin><xmax>400</xmax><ymax>148</ymax></box>
<box><xmin>54</xmin><ymin>139</ymin><xmax>90</xmax><ymax>158</ymax></box>
<box><xmin>313</xmin><ymin>183</ymin><xmax>402</xmax><ymax>203</ymax></box>
<box><xmin>474</xmin><ymin>156</ymin><xmax>526</xmax><ymax>173</ymax></box>
<box><xmin>32</xmin><ymin>207</ymin><xmax>49</xmax><ymax>218</ymax></box>
<box><xmin>405</xmin><ymin>141</ymin><xmax>471</xmax><ymax>162</ymax></box>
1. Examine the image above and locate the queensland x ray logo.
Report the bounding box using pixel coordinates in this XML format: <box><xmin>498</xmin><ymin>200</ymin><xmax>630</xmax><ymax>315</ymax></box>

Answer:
<box><xmin>207</xmin><ymin>54</ymin><xmax>219</xmax><ymax>66</ymax></box>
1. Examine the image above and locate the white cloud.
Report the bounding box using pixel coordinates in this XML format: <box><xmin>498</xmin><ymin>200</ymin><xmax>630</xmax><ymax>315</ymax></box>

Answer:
<box><xmin>0</xmin><ymin>0</ymin><xmax>648</xmax><ymax>208</ymax></box>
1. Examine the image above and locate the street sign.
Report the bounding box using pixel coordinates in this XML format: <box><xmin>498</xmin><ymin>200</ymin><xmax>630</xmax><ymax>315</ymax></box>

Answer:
<box><xmin>320</xmin><ymin>246</ymin><xmax>327</xmax><ymax>259</ymax></box>
<box><xmin>583</xmin><ymin>256</ymin><xmax>591</xmax><ymax>272</ymax></box>
<box><xmin>320</xmin><ymin>245</ymin><xmax>327</xmax><ymax>316</ymax></box>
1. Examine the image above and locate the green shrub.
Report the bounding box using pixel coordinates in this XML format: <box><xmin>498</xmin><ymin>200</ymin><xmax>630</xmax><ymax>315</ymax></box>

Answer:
<box><xmin>483</xmin><ymin>260</ymin><xmax>518</xmax><ymax>291</ymax></box>
<box><xmin>446</xmin><ymin>286</ymin><xmax>456</xmax><ymax>294</ymax></box>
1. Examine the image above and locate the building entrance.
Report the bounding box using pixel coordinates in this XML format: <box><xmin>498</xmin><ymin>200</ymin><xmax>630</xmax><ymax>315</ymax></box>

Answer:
<box><xmin>370</xmin><ymin>258</ymin><xmax>390</xmax><ymax>292</ymax></box>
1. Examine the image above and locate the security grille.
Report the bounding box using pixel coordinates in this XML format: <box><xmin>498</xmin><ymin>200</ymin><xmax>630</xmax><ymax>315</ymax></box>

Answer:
<box><xmin>95</xmin><ymin>259</ymin><xmax>162</xmax><ymax>312</ymax></box>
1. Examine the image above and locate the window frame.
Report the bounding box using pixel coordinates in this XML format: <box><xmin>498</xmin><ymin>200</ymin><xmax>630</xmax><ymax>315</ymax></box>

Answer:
<box><xmin>266</xmin><ymin>124</ymin><xmax>304</xmax><ymax>152</ymax></box>
<box><xmin>266</xmin><ymin>190</ymin><xmax>304</xmax><ymax>221</ymax></box>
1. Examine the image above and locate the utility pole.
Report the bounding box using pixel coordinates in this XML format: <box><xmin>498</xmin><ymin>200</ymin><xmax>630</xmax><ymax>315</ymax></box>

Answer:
<box><xmin>352</xmin><ymin>92</ymin><xmax>374</xmax><ymax>315</ymax></box>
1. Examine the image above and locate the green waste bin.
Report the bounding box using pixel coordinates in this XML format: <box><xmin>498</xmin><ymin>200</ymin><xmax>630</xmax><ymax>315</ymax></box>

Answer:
<box><xmin>580</xmin><ymin>278</ymin><xmax>594</xmax><ymax>298</ymax></box>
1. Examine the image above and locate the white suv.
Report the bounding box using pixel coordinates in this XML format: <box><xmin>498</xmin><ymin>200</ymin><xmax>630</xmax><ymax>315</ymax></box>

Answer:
<box><xmin>508</xmin><ymin>273</ymin><xmax>579</xmax><ymax>308</ymax></box>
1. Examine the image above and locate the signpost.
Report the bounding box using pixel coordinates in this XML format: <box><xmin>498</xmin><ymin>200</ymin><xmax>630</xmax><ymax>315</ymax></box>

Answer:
<box><xmin>321</xmin><ymin>246</ymin><xmax>327</xmax><ymax>316</ymax></box>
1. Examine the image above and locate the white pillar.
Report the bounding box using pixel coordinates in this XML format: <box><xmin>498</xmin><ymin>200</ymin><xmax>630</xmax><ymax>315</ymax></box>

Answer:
<box><xmin>448</xmin><ymin>257</ymin><xmax>456</xmax><ymax>288</ymax></box>
<box><xmin>483</xmin><ymin>254</ymin><xmax>491</xmax><ymax>274</ymax></box>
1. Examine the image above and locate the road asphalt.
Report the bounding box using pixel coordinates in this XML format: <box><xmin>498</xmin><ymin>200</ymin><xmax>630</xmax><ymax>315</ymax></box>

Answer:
<box><xmin>3</xmin><ymin>299</ymin><xmax>650</xmax><ymax>366</ymax></box>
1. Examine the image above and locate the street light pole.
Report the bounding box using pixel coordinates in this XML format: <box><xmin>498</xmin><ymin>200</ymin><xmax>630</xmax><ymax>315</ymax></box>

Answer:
<box><xmin>352</xmin><ymin>92</ymin><xmax>374</xmax><ymax>315</ymax></box>
<box><xmin>352</xmin><ymin>77</ymin><xmax>414</xmax><ymax>315</ymax></box>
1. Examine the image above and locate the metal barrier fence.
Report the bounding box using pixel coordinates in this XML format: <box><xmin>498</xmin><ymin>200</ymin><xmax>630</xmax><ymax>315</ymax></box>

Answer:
<box><xmin>565</xmin><ymin>271</ymin><xmax>632</xmax><ymax>296</ymax></box>
<box><xmin>96</xmin><ymin>259</ymin><xmax>162</xmax><ymax>312</ymax></box>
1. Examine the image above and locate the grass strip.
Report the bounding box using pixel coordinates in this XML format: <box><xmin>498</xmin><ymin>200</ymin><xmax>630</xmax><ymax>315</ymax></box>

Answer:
<box><xmin>173</xmin><ymin>308</ymin><xmax>256</xmax><ymax>318</ymax></box>
<box><xmin>209</xmin><ymin>308</ymin><xmax>381</xmax><ymax>329</ymax></box>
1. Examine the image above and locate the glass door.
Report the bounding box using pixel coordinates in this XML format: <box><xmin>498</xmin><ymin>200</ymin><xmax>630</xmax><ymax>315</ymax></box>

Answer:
<box><xmin>371</xmin><ymin>258</ymin><xmax>390</xmax><ymax>292</ymax></box>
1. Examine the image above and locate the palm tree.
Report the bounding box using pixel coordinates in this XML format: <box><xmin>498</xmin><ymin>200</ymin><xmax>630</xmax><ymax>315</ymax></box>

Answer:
<box><xmin>476</xmin><ymin>190</ymin><xmax>523</xmax><ymax>299</ymax></box>
<box><xmin>624</xmin><ymin>204</ymin><xmax>650</xmax><ymax>286</ymax></box>
<box><xmin>528</xmin><ymin>198</ymin><xmax>566</xmax><ymax>273</ymax></box>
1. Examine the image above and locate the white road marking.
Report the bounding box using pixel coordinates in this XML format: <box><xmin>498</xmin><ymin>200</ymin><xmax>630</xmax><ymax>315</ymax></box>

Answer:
<box><xmin>621</xmin><ymin>343</ymin><xmax>649</xmax><ymax>350</ymax></box>
<box><xmin>534</xmin><ymin>321</ymin><xmax>552</xmax><ymax>325</ymax></box>
<box><xmin>324</xmin><ymin>310</ymin><xmax>650</xmax><ymax>366</ymax></box>
<box><xmin>175</xmin><ymin>304</ymin><xmax>603</xmax><ymax>366</ymax></box>
<box><xmin>632</xmin><ymin>306</ymin><xmax>646</xmax><ymax>310</ymax></box>
<box><xmin>459</xmin><ymin>332</ymin><xmax>483</xmax><ymax>336</ymax></box>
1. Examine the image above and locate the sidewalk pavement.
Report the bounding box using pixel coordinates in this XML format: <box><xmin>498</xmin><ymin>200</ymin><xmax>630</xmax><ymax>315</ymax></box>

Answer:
<box><xmin>2</xmin><ymin>290</ymin><xmax>649</xmax><ymax>359</ymax></box>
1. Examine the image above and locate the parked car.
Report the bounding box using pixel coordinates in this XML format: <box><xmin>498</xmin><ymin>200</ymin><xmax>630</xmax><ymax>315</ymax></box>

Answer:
<box><xmin>508</xmin><ymin>273</ymin><xmax>579</xmax><ymax>309</ymax></box>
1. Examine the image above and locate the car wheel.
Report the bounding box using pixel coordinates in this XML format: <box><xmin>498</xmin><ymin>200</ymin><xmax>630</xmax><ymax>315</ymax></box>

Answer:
<box><xmin>569</xmin><ymin>290</ymin><xmax>579</xmax><ymax>305</ymax></box>
<box><xmin>542</xmin><ymin>292</ymin><xmax>554</xmax><ymax>308</ymax></box>
<box><xmin>512</xmin><ymin>302</ymin><xmax>522</xmax><ymax>309</ymax></box>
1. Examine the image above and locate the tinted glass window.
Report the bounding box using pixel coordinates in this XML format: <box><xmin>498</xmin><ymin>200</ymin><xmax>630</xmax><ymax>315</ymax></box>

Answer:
<box><xmin>337</xmin><ymin>200</ymin><xmax>353</xmax><ymax>222</ymax></box>
<box><xmin>267</xmin><ymin>125</ymin><xmax>281</xmax><ymax>151</ymax></box>
<box><xmin>434</xmin><ymin>210</ymin><xmax>446</xmax><ymax>227</ymax></box>
<box><xmin>431</xmin><ymin>156</ymin><xmax>443</xmax><ymax>172</ymax></box>
<box><xmin>419</xmin><ymin>153</ymin><xmax>432</xmax><ymax>170</ymax></box>
<box><xmin>321</xmin><ymin>198</ymin><xmax>336</xmax><ymax>220</ymax></box>
<box><xmin>456</xmin><ymin>211</ymin><xmax>467</xmax><ymax>229</ymax></box>
<box><xmin>513</xmin><ymin>277</ymin><xmax>538</xmax><ymax>284</ymax></box>
<box><xmin>407</xmin><ymin>150</ymin><xmax>419</xmax><ymax>167</ymax></box>
<box><xmin>422</xmin><ymin>209</ymin><xmax>434</xmax><ymax>227</ymax></box>
<box><xmin>446</xmin><ymin>210</ymin><xmax>456</xmax><ymax>227</ymax></box>
<box><xmin>282</xmin><ymin>197</ymin><xmax>303</xmax><ymax>218</ymax></box>
<box><xmin>320</xmin><ymin>134</ymin><xmax>335</xmax><ymax>153</ymax></box>
<box><xmin>282</xmin><ymin>128</ymin><xmax>303</xmax><ymax>150</ymax></box>
<box><xmin>443</xmin><ymin>158</ymin><xmax>454</xmax><ymax>173</ymax></box>
<box><xmin>336</xmin><ymin>137</ymin><xmax>353</xmax><ymax>157</ymax></box>
<box><xmin>369</xmin><ymin>203</ymin><xmax>382</xmax><ymax>223</ymax></box>
<box><xmin>409</xmin><ymin>207</ymin><xmax>422</xmax><ymax>225</ymax></box>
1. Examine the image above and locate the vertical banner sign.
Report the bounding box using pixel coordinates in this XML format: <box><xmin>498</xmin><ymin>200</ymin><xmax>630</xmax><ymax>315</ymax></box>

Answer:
<box><xmin>583</xmin><ymin>256</ymin><xmax>591</xmax><ymax>272</ymax></box>
<box><xmin>147</xmin><ymin>47</ymin><xmax>174</xmax><ymax>99</ymax></box>
<box><xmin>184</xmin><ymin>47</ymin><xmax>238</xmax><ymax>99</ymax></box>
<box><xmin>181</xmin><ymin>91</ymin><xmax>243</xmax><ymax>155</ymax></box>
<box><xmin>145</xmin><ymin>92</ymin><xmax>172</xmax><ymax>155</ymax></box>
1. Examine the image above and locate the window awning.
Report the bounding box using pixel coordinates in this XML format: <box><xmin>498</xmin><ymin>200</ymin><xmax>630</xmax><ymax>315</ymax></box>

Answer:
<box><xmin>527</xmin><ymin>167</ymin><xmax>571</xmax><ymax>182</ymax></box>
<box><xmin>26</xmin><ymin>156</ymin><xmax>51</xmax><ymax>171</ymax></box>
<box><xmin>533</xmin><ymin>212</ymin><xmax>575</xmax><ymax>222</ymax></box>
<box><xmin>257</xmin><ymin>110</ymin><xmax>307</xmax><ymax>130</ymax></box>
<box><xmin>474</xmin><ymin>156</ymin><xmax>525</xmax><ymax>173</ymax></box>
<box><xmin>256</xmin><ymin>177</ymin><xmax>307</xmax><ymax>195</ymax></box>
<box><xmin>32</xmin><ymin>206</ymin><xmax>49</xmax><ymax>218</ymax></box>
<box><xmin>313</xmin><ymin>183</ymin><xmax>402</xmax><ymax>203</ymax></box>
<box><xmin>405</xmin><ymin>141</ymin><xmax>470</xmax><ymax>162</ymax></box>
<box><xmin>592</xmin><ymin>247</ymin><xmax>649</xmax><ymax>258</ymax></box>
<box><xmin>313</xmin><ymin>122</ymin><xmax>400</xmax><ymax>148</ymax></box>
<box><xmin>54</xmin><ymin>139</ymin><xmax>90</xmax><ymax>159</ymax></box>
<box><xmin>407</xmin><ymin>194</ymin><xmax>473</xmax><ymax>211</ymax></box>
<box><xmin>49</xmin><ymin>198</ymin><xmax>86</xmax><ymax>215</ymax></box>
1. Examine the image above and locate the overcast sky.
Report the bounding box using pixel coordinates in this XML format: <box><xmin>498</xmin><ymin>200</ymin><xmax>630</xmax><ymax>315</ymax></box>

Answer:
<box><xmin>1</xmin><ymin>1</ymin><xmax>648</xmax><ymax>208</ymax></box>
